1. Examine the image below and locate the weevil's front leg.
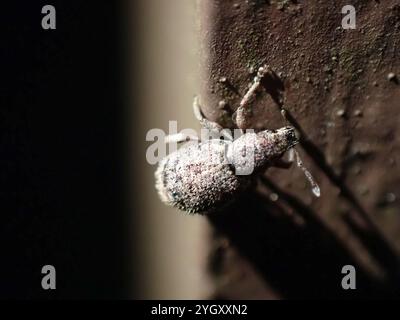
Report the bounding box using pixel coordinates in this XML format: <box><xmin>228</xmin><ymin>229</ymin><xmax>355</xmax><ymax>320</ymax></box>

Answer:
<box><xmin>239</xmin><ymin>66</ymin><xmax>270</xmax><ymax>109</ymax></box>
<box><xmin>235</xmin><ymin>65</ymin><xmax>271</xmax><ymax>130</ymax></box>
<box><xmin>193</xmin><ymin>96</ymin><xmax>233</xmax><ymax>141</ymax></box>
<box><xmin>164</xmin><ymin>133</ymin><xmax>199</xmax><ymax>144</ymax></box>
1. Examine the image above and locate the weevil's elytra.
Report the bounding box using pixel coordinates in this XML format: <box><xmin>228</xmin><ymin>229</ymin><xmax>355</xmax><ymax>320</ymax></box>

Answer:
<box><xmin>155</xmin><ymin>65</ymin><xmax>319</xmax><ymax>214</ymax></box>
<box><xmin>155</xmin><ymin>139</ymin><xmax>253</xmax><ymax>214</ymax></box>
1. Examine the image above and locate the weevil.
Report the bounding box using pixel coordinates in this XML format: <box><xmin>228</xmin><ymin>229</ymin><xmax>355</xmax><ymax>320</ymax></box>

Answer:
<box><xmin>155</xmin><ymin>66</ymin><xmax>319</xmax><ymax>214</ymax></box>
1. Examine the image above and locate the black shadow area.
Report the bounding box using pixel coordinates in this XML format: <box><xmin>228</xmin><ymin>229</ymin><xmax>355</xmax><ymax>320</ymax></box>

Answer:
<box><xmin>208</xmin><ymin>190</ymin><xmax>398</xmax><ymax>299</ymax></box>
<box><xmin>1</xmin><ymin>1</ymin><xmax>132</xmax><ymax>298</ymax></box>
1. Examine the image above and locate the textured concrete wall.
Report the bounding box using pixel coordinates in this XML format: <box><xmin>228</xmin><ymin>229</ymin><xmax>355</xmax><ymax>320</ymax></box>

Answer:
<box><xmin>199</xmin><ymin>0</ymin><xmax>400</xmax><ymax>299</ymax></box>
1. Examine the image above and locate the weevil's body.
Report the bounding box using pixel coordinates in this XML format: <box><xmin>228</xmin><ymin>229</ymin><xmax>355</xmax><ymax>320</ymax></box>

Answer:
<box><xmin>154</xmin><ymin>65</ymin><xmax>319</xmax><ymax>214</ymax></box>
<box><xmin>155</xmin><ymin>127</ymin><xmax>298</xmax><ymax>214</ymax></box>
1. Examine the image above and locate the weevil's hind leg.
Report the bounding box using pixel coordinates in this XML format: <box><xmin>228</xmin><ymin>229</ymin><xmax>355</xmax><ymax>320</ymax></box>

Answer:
<box><xmin>235</xmin><ymin>65</ymin><xmax>271</xmax><ymax>130</ymax></box>
<box><xmin>193</xmin><ymin>96</ymin><xmax>233</xmax><ymax>141</ymax></box>
<box><xmin>164</xmin><ymin>133</ymin><xmax>199</xmax><ymax>144</ymax></box>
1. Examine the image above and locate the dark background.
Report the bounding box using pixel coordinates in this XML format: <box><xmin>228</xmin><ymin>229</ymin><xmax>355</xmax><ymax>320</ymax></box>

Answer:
<box><xmin>1</xmin><ymin>1</ymin><xmax>132</xmax><ymax>298</ymax></box>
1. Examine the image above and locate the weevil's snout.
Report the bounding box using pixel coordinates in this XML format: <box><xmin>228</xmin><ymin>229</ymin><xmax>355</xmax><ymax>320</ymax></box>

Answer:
<box><xmin>276</xmin><ymin>126</ymin><xmax>299</xmax><ymax>149</ymax></box>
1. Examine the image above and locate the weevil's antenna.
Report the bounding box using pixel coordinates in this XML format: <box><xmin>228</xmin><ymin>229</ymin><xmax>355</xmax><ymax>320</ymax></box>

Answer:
<box><xmin>292</xmin><ymin>148</ymin><xmax>321</xmax><ymax>197</ymax></box>
<box><xmin>281</xmin><ymin>109</ymin><xmax>321</xmax><ymax>198</ymax></box>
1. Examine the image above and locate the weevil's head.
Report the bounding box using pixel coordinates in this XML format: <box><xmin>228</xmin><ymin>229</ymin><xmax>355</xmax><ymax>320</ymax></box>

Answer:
<box><xmin>274</xmin><ymin>126</ymin><xmax>299</xmax><ymax>150</ymax></box>
<box><xmin>256</xmin><ymin>125</ymin><xmax>299</xmax><ymax>164</ymax></box>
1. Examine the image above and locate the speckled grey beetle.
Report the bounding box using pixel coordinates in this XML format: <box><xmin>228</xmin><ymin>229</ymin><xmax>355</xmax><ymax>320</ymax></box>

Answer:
<box><xmin>155</xmin><ymin>66</ymin><xmax>319</xmax><ymax>214</ymax></box>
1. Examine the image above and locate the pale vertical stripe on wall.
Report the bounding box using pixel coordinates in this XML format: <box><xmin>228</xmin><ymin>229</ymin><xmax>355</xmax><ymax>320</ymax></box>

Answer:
<box><xmin>133</xmin><ymin>0</ymin><xmax>212</xmax><ymax>299</ymax></box>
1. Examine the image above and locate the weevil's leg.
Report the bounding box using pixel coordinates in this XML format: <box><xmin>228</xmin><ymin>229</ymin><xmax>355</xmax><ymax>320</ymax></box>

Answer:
<box><xmin>193</xmin><ymin>96</ymin><xmax>233</xmax><ymax>141</ymax></box>
<box><xmin>235</xmin><ymin>65</ymin><xmax>270</xmax><ymax>130</ymax></box>
<box><xmin>164</xmin><ymin>133</ymin><xmax>199</xmax><ymax>144</ymax></box>
<box><xmin>239</xmin><ymin>66</ymin><xmax>270</xmax><ymax>109</ymax></box>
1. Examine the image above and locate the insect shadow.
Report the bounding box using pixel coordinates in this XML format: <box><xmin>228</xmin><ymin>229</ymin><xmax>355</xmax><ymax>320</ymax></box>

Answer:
<box><xmin>208</xmin><ymin>185</ymin><xmax>399</xmax><ymax>298</ymax></box>
<box><xmin>282</xmin><ymin>108</ymin><xmax>400</xmax><ymax>288</ymax></box>
<box><xmin>256</xmin><ymin>69</ymin><xmax>400</xmax><ymax>294</ymax></box>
